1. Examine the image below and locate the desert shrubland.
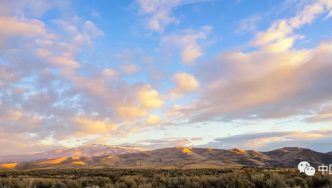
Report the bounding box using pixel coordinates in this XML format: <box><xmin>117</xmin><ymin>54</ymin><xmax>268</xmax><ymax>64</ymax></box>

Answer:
<box><xmin>0</xmin><ymin>168</ymin><xmax>331</xmax><ymax>188</ymax></box>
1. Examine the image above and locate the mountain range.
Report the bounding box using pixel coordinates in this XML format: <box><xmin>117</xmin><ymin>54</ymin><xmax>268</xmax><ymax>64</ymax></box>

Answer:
<box><xmin>1</xmin><ymin>145</ymin><xmax>332</xmax><ymax>170</ymax></box>
<box><xmin>0</xmin><ymin>144</ymin><xmax>147</xmax><ymax>164</ymax></box>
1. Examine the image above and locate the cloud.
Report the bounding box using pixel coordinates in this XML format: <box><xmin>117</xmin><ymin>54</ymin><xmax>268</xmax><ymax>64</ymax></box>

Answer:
<box><xmin>237</xmin><ymin>14</ymin><xmax>263</xmax><ymax>34</ymax></box>
<box><xmin>138</xmin><ymin>88</ymin><xmax>164</xmax><ymax>109</ymax></box>
<box><xmin>181</xmin><ymin>41</ymin><xmax>332</xmax><ymax>123</ymax></box>
<box><xmin>0</xmin><ymin>0</ymin><xmax>67</xmax><ymax>17</ymax></box>
<box><xmin>53</xmin><ymin>19</ymin><xmax>104</xmax><ymax>45</ymax></box>
<box><xmin>251</xmin><ymin>20</ymin><xmax>293</xmax><ymax>46</ymax></box>
<box><xmin>262</xmin><ymin>37</ymin><xmax>295</xmax><ymax>53</ymax></box>
<box><xmin>146</xmin><ymin>115</ymin><xmax>162</xmax><ymax>125</ymax></box>
<box><xmin>91</xmin><ymin>10</ymin><xmax>101</xmax><ymax>18</ymax></box>
<box><xmin>0</xmin><ymin>104</ymin><xmax>47</xmax><ymax>134</ymax></box>
<box><xmin>120</xmin><ymin>63</ymin><xmax>139</xmax><ymax>74</ymax></box>
<box><xmin>0</xmin><ymin>16</ymin><xmax>47</xmax><ymax>42</ymax></box>
<box><xmin>116</xmin><ymin>105</ymin><xmax>148</xmax><ymax>121</ymax></box>
<box><xmin>161</xmin><ymin>26</ymin><xmax>212</xmax><ymax>64</ymax></box>
<box><xmin>50</xmin><ymin>56</ymin><xmax>79</xmax><ymax>68</ymax></box>
<box><xmin>102</xmin><ymin>69</ymin><xmax>118</xmax><ymax>77</ymax></box>
<box><xmin>200</xmin><ymin>129</ymin><xmax>332</xmax><ymax>152</ymax></box>
<box><xmin>136</xmin><ymin>0</ymin><xmax>180</xmax><ymax>32</ymax></box>
<box><xmin>166</xmin><ymin>105</ymin><xmax>184</xmax><ymax>117</ymax></box>
<box><xmin>121</xmin><ymin>137</ymin><xmax>191</xmax><ymax>150</ymax></box>
<box><xmin>0</xmin><ymin>15</ymin><xmax>151</xmax><ymax>155</ymax></box>
<box><xmin>165</xmin><ymin>1</ymin><xmax>332</xmax><ymax>124</ymax></box>
<box><xmin>73</xmin><ymin>117</ymin><xmax>117</xmax><ymax>134</ymax></box>
<box><xmin>1</xmin><ymin>0</ymin><xmax>332</xmax><ymax>156</ymax></box>
<box><xmin>142</xmin><ymin>55</ymin><xmax>154</xmax><ymax>64</ymax></box>
<box><xmin>305</xmin><ymin>103</ymin><xmax>332</xmax><ymax>123</ymax></box>
<box><xmin>169</xmin><ymin>73</ymin><xmax>199</xmax><ymax>98</ymax></box>
<box><xmin>172</xmin><ymin>73</ymin><xmax>199</xmax><ymax>92</ymax></box>
<box><xmin>136</xmin><ymin>0</ymin><xmax>215</xmax><ymax>32</ymax></box>
<box><xmin>191</xmin><ymin>137</ymin><xmax>202</xmax><ymax>140</ymax></box>
<box><xmin>289</xmin><ymin>1</ymin><xmax>327</xmax><ymax>29</ymax></box>
<box><xmin>325</xmin><ymin>10</ymin><xmax>332</xmax><ymax>19</ymax></box>
<box><xmin>114</xmin><ymin>48</ymin><xmax>155</xmax><ymax>65</ymax></box>
<box><xmin>149</xmin><ymin>67</ymin><xmax>166</xmax><ymax>80</ymax></box>
<box><xmin>86</xmin><ymin>137</ymin><xmax>110</xmax><ymax>145</ymax></box>
<box><xmin>0</xmin><ymin>64</ymin><xmax>19</xmax><ymax>83</ymax></box>
<box><xmin>0</xmin><ymin>140</ymin><xmax>61</xmax><ymax>156</ymax></box>
<box><xmin>251</xmin><ymin>0</ymin><xmax>332</xmax><ymax>47</ymax></box>
<box><xmin>60</xmin><ymin>67</ymin><xmax>154</xmax><ymax>122</ymax></box>
<box><xmin>83</xmin><ymin>21</ymin><xmax>105</xmax><ymax>39</ymax></box>
<box><xmin>0</xmin><ymin>0</ymin><xmax>155</xmax><ymax>155</ymax></box>
<box><xmin>37</xmin><ymin>48</ymin><xmax>51</xmax><ymax>56</ymax></box>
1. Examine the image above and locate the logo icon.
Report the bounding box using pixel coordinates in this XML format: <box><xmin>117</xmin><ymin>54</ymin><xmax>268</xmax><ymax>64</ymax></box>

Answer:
<box><xmin>298</xmin><ymin>161</ymin><xmax>310</xmax><ymax>173</ymax></box>
<box><xmin>298</xmin><ymin>161</ymin><xmax>315</xmax><ymax>176</ymax></box>
<box><xmin>305</xmin><ymin>166</ymin><xmax>315</xmax><ymax>176</ymax></box>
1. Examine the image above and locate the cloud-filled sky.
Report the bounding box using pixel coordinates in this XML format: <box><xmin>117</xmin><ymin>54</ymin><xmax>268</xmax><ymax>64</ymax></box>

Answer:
<box><xmin>1</xmin><ymin>0</ymin><xmax>332</xmax><ymax>155</ymax></box>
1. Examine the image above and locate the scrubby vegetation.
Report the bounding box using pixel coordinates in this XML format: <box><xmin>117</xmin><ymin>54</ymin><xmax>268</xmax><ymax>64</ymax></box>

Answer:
<box><xmin>0</xmin><ymin>168</ymin><xmax>332</xmax><ymax>188</ymax></box>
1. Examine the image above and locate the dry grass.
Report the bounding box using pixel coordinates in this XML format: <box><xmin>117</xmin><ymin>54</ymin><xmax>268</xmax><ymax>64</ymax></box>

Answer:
<box><xmin>0</xmin><ymin>168</ymin><xmax>331</xmax><ymax>188</ymax></box>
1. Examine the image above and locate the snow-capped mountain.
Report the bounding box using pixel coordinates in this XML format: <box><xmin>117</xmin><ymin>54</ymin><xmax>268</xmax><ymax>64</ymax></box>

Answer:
<box><xmin>0</xmin><ymin>144</ymin><xmax>148</xmax><ymax>164</ymax></box>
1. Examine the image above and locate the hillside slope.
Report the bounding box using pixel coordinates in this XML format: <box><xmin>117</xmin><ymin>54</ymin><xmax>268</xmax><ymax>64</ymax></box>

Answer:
<box><xmin>1</xmin><ymin>146</ymin><xmax>332</xmax><ymax>170</ymax></box>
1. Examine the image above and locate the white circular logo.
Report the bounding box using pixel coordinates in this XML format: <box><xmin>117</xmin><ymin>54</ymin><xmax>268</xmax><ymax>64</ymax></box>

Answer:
<box><xmin>304</xmin><ymin>166</ymin><xmax>315</xmax><ymax>176</ymax></box>
<box><xmin>298</xmin><ymin>161</ymin><xmax>310</xmax><ymax>173</ymax></box>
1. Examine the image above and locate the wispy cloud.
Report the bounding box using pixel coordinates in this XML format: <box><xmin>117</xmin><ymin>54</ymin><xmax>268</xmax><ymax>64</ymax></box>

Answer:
<box><xmin>161</xmin><ymin>26</ymin><xmax>212</xmax><ymax>64</ymax></box>
<box><xmin>136</xmin><ymin>0</ymin><xmax>215</xmax><ymax>32</ymax></box>
<box><xmin>236</xmin><ymin>14</ymin><xmax>263</xmax><ymax>34</ymax></box>
<box><xmin>200</xmin><ymin>129</ymin><xmax>332</xmax><ymax>152</ymax></box>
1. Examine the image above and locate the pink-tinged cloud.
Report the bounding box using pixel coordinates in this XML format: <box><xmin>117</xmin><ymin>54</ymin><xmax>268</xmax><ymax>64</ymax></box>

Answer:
<box><xmin>200</xmin><ymin>129</ymin><xmax>332</xmax><ymax>152</ymax></box>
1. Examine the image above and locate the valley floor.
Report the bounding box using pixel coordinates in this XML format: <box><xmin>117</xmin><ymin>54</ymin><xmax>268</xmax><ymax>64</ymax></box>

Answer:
<box><xmin>1</xmin><ymin>168</ymin><xmax>332</xmax><ymax>188</ymax></box>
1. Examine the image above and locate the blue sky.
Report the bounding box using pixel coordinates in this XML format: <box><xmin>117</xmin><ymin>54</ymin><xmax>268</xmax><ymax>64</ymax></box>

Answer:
<box><xmin>1</xmin><ymin>0</ymin><xmax>332</xmax><ymax>155</ymax></box>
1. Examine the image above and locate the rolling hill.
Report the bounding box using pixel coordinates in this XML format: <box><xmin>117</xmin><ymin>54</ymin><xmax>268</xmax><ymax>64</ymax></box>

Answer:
<box><xmin>0</xmin><ymin>144</ymin><xmax>147</xmax><ymax>164</ymax></box>
<box><xmin>1</xmin><ymin>146</ymin><xmax>332</xmax><ymax>170</ymax></box>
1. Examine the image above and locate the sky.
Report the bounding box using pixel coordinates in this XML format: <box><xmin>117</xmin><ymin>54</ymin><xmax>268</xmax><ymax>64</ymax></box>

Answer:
<box><xmin>0</xmin><ymin>0</ymin><xmax>332</xmax><ymax>156</ymax></box>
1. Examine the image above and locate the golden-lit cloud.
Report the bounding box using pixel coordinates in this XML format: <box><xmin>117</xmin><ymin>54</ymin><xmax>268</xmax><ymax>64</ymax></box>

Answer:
<box><xmin>166</xmin><ymin>105</ymin><xmax>182</xmax><ymax>117</ymax></box>
<box><xmin>74</xmin><ymin>117</ymin><xmax>117</xmax><ymax>134</ymax></box>
<box><xmin>263</xmin><ymin>37</ymin><xmax>295</xmax><ymax>53</ymax></box>
<box><xmin>89</xmin><ymin>137</ymin><xmax>109</xmax><ymax>144</ymax></box>
<box><xmin>138</xmin><ymin>89</ymin><xmax>164</xmax><ymax>109</ymax></box>
<box><xmin>116</xmin><ymin>105</ymin><xmax>148</xmax><ymax>120</ymax></box>
<box><xmin>251</xmin><ymin>0</ymin><xmax>332</xmax><ymax>48</ymax></box>
<box><xmin>251</xmin><ymin>20</ymin><xmax>293</xmax><ymax>47</ymax></box>
<box><xmin>170</xmin><ymin>73</ymin><xmax>199</xmax><ymax>98</ymax></box>
<box><xmin>146</xmin><ymin>115</ymin><xmax>162</xmax><ymax>125</ymax></box>
<box><xmin>173</xmin><ymin>73</ymin><xmax>199</xmax><ymax>92</ymax></box>
<box><xmin>180</xmin><ymin>31</ymin><xmax>330</xmax><ymax>123</ymax></box>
